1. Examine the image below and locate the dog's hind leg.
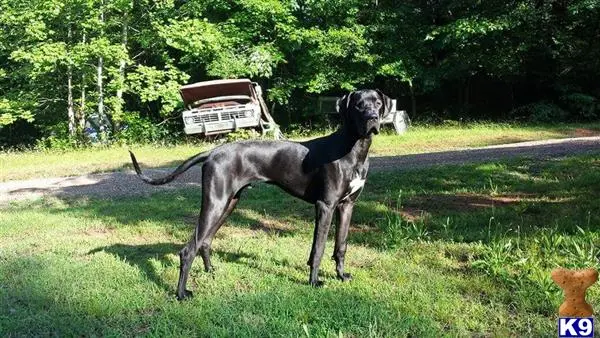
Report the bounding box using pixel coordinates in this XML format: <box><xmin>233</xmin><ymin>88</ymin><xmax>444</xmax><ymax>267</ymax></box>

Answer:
<box><xmin>333</xmin><ymin>201</ymin><xmax>354</xmax><ymax>281</ymax></box>
<box><xmin>176</xmin><ymin>196</ymin><xmax>230</xmax><ymax>300</ymax></box>
<box><xmin>176</xmin><ymin>164</ymin><xmax>236</xmax><ymax>300</ymax></box>
<box><xmin>199</xmin><ymin>195</ymin><xmax>240</xmax><ymax>272</ymax></box>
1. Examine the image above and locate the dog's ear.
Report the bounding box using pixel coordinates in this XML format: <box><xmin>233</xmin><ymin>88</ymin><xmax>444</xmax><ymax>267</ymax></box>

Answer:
<box><xmin>376</xmin><ymin>89</ymin><xmax>393</xmax><ymax>118</ymax></box>
<box><xmin>336</xmin><ymin>92</ymin><xmax>353</xmax><ymax>120</ymax></box>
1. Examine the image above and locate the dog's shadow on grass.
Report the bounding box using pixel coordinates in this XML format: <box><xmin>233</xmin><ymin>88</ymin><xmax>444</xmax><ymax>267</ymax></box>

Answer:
<box><xmin>88</xmin><ymin>243</ymin><xmax>180</xmax><ymax>291</ymax></box>
<box><xmin>87</xmin><ymin>243</ymin><xmax>263</xmax><ymax>292</ymax></box>
<box><xmin>87</xmin><ymin>242</ymin><xmax>320</xmax><ymax>291</ymax></box>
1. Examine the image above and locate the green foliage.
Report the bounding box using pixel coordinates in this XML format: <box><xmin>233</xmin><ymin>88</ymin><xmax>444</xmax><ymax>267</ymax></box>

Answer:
<box><xmin>511</xmin><ymin>102</ymin><xmax>568</xmax><ymax>123</ymax></box>
<box><xmin>33</xmin><ymin>122</ymin><xmax>81</xmax><ymax>150</ymax></box>
<box><xmin>158</xmin><ymin>19</ymin><xmax>225</xmax><ymax>63</ymax></box>
<box><xmin>2</xmin><ymin>0</ymin><xmax>600</xmax><ymax>147</ymax></box>
<box><xmin>472</xmin><ymin>225</ymin><xmax>600</xmax><ymax>313</ymax></box>
<box><xmin>113</xmin><ymin>113</ymin><xmax>173</xmax><ymax>144</ymax></box>
<box><xmin>561</xmin><ymin>93</ymin><xmax>599</xmax><ymax>120</ymax></box>
<box><xmin>0</xmin><ymin>98</ymin><xmax>34</xmax><ymax>126</ymax></box>
<box><xmin>34</xmin><ymin>135</ymin><xmax>80</xmax><ymax>151</ymax></box>
<box><xmin>378</xmin><ymin>212</ymin><xmax>430</xmax><ymax>248</ymax></box>
<box><xmin>225</xmin><ymin>128</ymin><xmax>260</xmax><ymax>142</ymax></box>
<box><xmin>127</xmin><ymin>65</ymin><xmax>190</xmax><ymax>117</ymax></box>
<box><xmin>377</xmin><ymin>194</ymin><xmax>430</xmax><ymax>248</ymax></box>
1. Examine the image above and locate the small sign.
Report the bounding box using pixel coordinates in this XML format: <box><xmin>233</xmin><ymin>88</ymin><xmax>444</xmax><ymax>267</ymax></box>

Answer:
<box><xmin>558</xmin><ymin>317</ymin><xmax>594</xmax><ymax>338</ymax></box>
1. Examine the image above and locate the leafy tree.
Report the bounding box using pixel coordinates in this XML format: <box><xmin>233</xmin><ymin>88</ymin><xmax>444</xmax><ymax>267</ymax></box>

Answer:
<box><xmin>1</xmin><ymin>0</ymin><xmax>599</xmax><ymax>147</ymax></box>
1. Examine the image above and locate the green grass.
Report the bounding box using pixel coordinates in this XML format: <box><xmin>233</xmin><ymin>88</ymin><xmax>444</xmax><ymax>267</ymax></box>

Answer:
<box><xmin>2</xmin><ymin>121</ymin><xmax>600</xmax><ymax>181</ymax></box>
<box><xmin>0</xmin><ymin>143</ymin><xmax>214</xmax><ymax>182</ymax></box>
<box><xmin>1</xmin><ymin>153</ymin><xmax>599</xmax><ymax>336</ymax></box>
<box><xmin>371</xmin><ymin>121</ymin><xmax>600</xmax><ymax>156</ymax></box>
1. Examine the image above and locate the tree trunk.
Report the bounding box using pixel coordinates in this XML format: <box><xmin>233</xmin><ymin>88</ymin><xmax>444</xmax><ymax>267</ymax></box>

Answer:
<box><xmin>509</xmin><ymin>82</ymin><xmax>515</xmax><ymax>110</ymax></box>
<box><xmin>464</xmin><ymin>77</ymin><xmax>471</xmax><ymax>113</ymax></box>
<box><xmin>97</xmin><ymin>0</ymin><xmax>106</xmax><ymax>136</ymax></box>
<box><xmin>408</xmin><ymin>80</ymin><xmax>417</xmax><ymax>116</ymax></box>
<box><xmin>114</xmin><ymin>16</ymin><xmax>128</xmax><ymax>131</ymax></box>
<box><xmin>78</xmin><ymin>33</ymin><xmax>86</xmax><ymax>132</ymax></box>
<box><xmin>67</xmin><ymin>24</ymin><xmax>75</xmax><ymax>136</ymax></box>
<box><xmin>67</xmin><ymin>65</ymin><xmax>75</xmax><ymax>136</ymax></box>
<box><xmin>458</xmin><ymin>80</ymin><xmax>463</xmax><ymax>109</ymax></box>
<box><xmin>97</xmin><ymin>56</ymin><xmax>104</xmax><ymax>126</ymax></box>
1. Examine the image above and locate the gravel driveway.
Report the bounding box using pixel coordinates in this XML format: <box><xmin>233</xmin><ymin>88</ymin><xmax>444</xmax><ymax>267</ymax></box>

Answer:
<box><xmin>2</xmin><ymin>136</ymin><xmax>599</xmax><ymax>204</ymax></box>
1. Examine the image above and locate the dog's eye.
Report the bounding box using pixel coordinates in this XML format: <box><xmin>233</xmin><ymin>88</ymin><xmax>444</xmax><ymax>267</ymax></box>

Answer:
<box><xmin>376</xmin><ymin>101</ymin><xmax>382</xmax><ymax>106</ymax></box>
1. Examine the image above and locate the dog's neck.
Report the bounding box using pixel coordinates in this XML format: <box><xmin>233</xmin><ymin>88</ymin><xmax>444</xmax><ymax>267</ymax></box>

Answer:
<box><xmin>299</xmin><ymin>124</ymin><xmax>373</xmax><ymax>172</ymax></box>
<box><xmin>337</xmin><ymin>125</ymin><xmax>373</xmax><ymax>162</ymax></box>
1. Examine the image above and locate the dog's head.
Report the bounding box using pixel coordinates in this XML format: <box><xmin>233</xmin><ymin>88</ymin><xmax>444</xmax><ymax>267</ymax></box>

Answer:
<box><xmin>336</xmin><ymin>89</ymin><xmax>393</xmax><ymax>137</ymax></box>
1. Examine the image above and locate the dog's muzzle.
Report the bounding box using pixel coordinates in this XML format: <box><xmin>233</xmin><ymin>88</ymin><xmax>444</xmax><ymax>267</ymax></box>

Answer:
<box><xmin>365</xmin><ymin>118</ymin><xmax>380</xmax><ymax>135</ymax></box>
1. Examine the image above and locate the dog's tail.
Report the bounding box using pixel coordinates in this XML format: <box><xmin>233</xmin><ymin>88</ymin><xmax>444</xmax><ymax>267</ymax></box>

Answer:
<box><xmin>129</xmin><ymin>150</ymin><xmax>210</xmax><ymax>186</ymax></box>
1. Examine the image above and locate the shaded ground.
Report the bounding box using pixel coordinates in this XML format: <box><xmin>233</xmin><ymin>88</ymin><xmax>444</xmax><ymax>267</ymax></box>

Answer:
<box><xmin>2</xmin><ymin>150</ymin><xmax>600</xmax><ymax>336</ymax></box>
<box><xmin>1</xmin><ymin>136</ymin><xmax>599</xmax><ymax>204</ymax></box>
<box><xmin>396</xmin><ymin>192</ymin><xmax>570</xmax><ymax>221</ymax></box>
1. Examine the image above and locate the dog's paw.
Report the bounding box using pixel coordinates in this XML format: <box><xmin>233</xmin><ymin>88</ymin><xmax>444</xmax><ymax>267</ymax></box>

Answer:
<box><xmin>309</xmin><ymin>280</ymin><xmax>325</xmax><ymax>288</ymax></box>
<box><xmin>176</xmin><ymin>289</ymin><xmax>194</xmax><ymax>301</ymax></box>
<box><xmin>338</xmin><ymin>272</ymin><xmax>352</xmax><ymax>282</ymax></box>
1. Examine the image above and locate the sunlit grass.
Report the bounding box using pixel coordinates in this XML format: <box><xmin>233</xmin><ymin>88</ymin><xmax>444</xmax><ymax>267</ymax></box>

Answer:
<box><xmin>1</xmin><ymin>153</ymin><xmax>599</xmax><ymax>336</ymax></box>
<box><xmin>2</xmin><ymin>121</ymin><xmax>599</xmax><ymax>181</ymax></box>
<box><xmin>0</xmin><ymin>143</ymin><xmax>212</xmax><ymax>181</ymax></box>
<box><xmin>371</xmin><ymin>121</ymin><xmax>600</xmax><ymax>156</ymax></box>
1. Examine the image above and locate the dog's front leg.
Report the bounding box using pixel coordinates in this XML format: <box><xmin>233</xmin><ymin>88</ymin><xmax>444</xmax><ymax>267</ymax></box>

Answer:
<box><xmin>333</xmin><ymin>201</ymin><xmax>354</xmax><ymax>281</ymax></box>
<box><xmin>307</xmin><ymin>200</ymin><xmax>335</xmax><ymax>287</ymax></box>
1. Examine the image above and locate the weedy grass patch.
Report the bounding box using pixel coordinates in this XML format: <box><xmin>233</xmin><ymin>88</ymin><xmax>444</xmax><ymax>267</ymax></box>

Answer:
<box><xmin>1</xmin><ymin>153</ymin><xmax>599</xmax><ymax>336</ymax></box>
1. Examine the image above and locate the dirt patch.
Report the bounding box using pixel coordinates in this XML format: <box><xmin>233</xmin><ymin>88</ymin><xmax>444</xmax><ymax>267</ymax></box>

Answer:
<box><xmin>348</xmin><ymin>225</ymin><xmax>374</xmax><ymax>233</ymax></box>
<box><xmin>572</xmin><ymin>128</ymin><xmax>600</xmax><ymax>137</ymax></box>
<box><xmin>82</xmin><ymin>227</ymin><xmax>116</xmax><ymax>239</ymax></box>
<box><xmin>404</xmin><ymin>193</ymin><xmax>534</xmax><ymax>212</ymax></box>
<box><xmin>392</xmin><ymin>192</ymin><xmax>570</xmax><ymax>220</ymax></box>
<box><xmin>397</xmin><ymin>207</ymin><xmax>429</xmax><ymax>222</ymax></box>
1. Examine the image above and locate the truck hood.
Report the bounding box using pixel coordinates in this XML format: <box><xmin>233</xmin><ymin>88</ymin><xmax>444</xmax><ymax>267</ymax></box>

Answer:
<box><xmin>180</xmin><ymin>79</ymin><xmax>254</xmax><ymax>107</ymax></box>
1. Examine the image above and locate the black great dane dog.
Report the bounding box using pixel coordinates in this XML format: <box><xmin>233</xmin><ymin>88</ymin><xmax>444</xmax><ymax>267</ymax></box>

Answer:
<box><xmin>129</xmin><ymin>89</ymin><xmax>393</xmax><ymax>300</ymax></box>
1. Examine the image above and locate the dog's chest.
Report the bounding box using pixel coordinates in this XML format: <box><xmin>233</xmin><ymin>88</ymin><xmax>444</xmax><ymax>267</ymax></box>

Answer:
<box><xmin>342</xmin><ymin>167</ymin><xmax>368</xmax><ymax>200</ymax></box>
<box><xmin>348</xmin><ymin>173</ymin><xmax>366</xmax><ymax>195</ymax></box>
